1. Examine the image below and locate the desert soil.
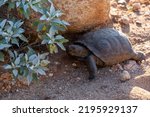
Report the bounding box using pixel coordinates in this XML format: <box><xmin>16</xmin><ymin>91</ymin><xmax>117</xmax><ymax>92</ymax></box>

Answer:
<box><xmin>0</xmin><ymin>0</ymin><xmax>150</xmax><ymax>100</ymax></box>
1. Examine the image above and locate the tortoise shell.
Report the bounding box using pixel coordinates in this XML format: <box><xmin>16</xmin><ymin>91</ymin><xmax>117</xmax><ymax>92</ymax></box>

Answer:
<box><xmin>74</xmin><ymin>28</ymin><xmax>135</xmax><ymax>66</ymax></box>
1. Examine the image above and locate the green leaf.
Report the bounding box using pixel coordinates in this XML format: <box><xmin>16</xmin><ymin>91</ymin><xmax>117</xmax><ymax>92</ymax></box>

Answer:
<box><xmin>27</xmin><ymin>47</ymin><xmax>36</xmax><ymax>56</ymax></box>
<box><xmin>55</xmin><ymin>35</ymin><xmax>64</xmax><ymax>40</ymax></box>
<box><xmin>14</xmin><ymin>20</ymin><xmax>24</xmax><ymax>28</ymax></box>
<box><xmin>7</xmin><ymin>21</ymin><xmax>14</xmax><ymax>28</ymax></box>
<box><xmin>33</xmin><ymin>20</ymin><xmax>40</xmax><ymax>27</ymax></box>
<box><xmin>40</xmin><ymin>15</ymin><xmax>47</xmax><ymax>20</ymax></box>
<box><xmin>37</xmin><ymin>23</ymin><xmax>45</xmax><ymax>32</ymax></box>
<box><xmin>50</xmin><ymin>3</ymin><xmax>55</xmax><ymax>15</ymax></box>
<box><xmin>12</xmin><ymin>69</ymin><xmax>18</xmax><ymax>77</ymax></box>
<box><xmin>41</xmin><ymin>38</ymin><xmax>49</xmax><ymax>44</ymax></box>
<box><xmin>15</xmin><ymin>56</ymin><xmax>21</xmax><ymax>65</ymax></box>
<box><xmin>48</xmin><ymin>44</ymin><xmax>58</xmax><ymax>54</ymax></box>
<box><xmin>0</xmin><ymin>19</ymin><xmax>7</xmax><ymax>29</ymax></box>
<box><xmin>27</xmin><ymin>72</ymin><xmax>33</xmax><ymax>85</ymax></box>
<box><xmin>40</xmin><ymin>60</ymin><xmax>50</xmax><ymax>67</ymax></box>
<box><xmin>13</xmin><ymin>28</ymin><xmax>24</xmax><ymax>36</ymax></box>
<box><xmin>16</xmin><ymin>2</ymin><xmax>21</xmax><ymax>7</ymax></box>
<box><xmin>0</xmin><ymin>51</ymin><xmax>4</xmax><ymax>62</ymax></box>
<box><xmin>8</xmin><ymin>2</ymin><xmax>15</xmax><ymax>9</ymax></box>
<box><xmin>11</xmin><ymin>38</ymin><xmax>19</xmax><ymax>47</ymax></box>
<box><xmin>62</xmin><ymin>20</ymin><xmax>70</xmax><ymax>26</ymax></box>
<box><xmin>36</xmin><ymin>68</ymin><xmax>46</xmax><ymax>75</ymax></box>
<box><xmin>55</xmin><ymin>10</ymin><xmax>63</xmax><ymax>17</ymax></box>
<box><xmin>23</xmin><ymin>4</ymin><xmax>29</xmax><ymax>12</ymax></box>
<box><xmin>32</xmin><ymin>73</ymin><xmax>38</xmax><ymax>81</ymax></box>
<box><xmin>52</xmin><ymin>19</ymin><xmax>63</xmax><ymax>25</ymax></box>
<box><xmin>57</xmin><ymin>43</ymin><xmax>66</xmax><ymax>51</ymax></box>
<box><xmin>39</xmin><ymin>53</ymin><xmax>49</xmax><ymax>59</ymax></box>
<box><xmin>8</xmin><ymin>50</ymin><xmax>15</xmax><ymax>58</ymax></box>
<box><xmin>49</xmin><ymin>26</ymin><xmax>57</xmax><ymax>36</ymax></box>
<box><xmin>0</xmin><ymin>0</ymin><xmax>8</xmax><ymax>7</ymax></box>
<box><xmin>19</xmin><ymin>34</ymin><xmax>28</xmax><ymax>42</ymax></box>
<box><xmin>3</xmin><ymin>64</ymin><xmax>12</xmax><ymax>69</ymax></box>
<box><xmin>22</xmin><ymin>68</ymin><xmax>29</xmax><ymax>77</ymax></box>
<box><xmin>29</xmin><ymin>54</ymin><xmax>39</xmax><ymax>65</ymax></box>
<box><xmin>0</xmin><ymin>44</ymin><xmax>11</xmax><ymax>50</ymax></box>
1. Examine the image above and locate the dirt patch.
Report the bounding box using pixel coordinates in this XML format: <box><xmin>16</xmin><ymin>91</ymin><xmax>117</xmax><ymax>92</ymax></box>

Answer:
<box><xmin>0</xmin><ymin>0</ymin><xmax>150</xmax><ymax>100</ymax></box>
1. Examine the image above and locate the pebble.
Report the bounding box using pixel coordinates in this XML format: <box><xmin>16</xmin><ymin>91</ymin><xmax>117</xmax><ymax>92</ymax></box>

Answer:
<box><xmin>144</xmin><ymin>11</ymin><xmax>150</xmax><ymax>16</ymax></box>
<box><xmin>111</xmin><ymin>64</ymin><xmax>123</xmax><ymax>72</ymax></box>
<box><xmin>120</xmin><ymin>70</ymin><xmax>131</xmax><ymax>82</ymax></box>
<box><xmin>110</xmin><ymin>8</ymin><xmax>118</xmax><ymax>16</ymax></box>
<box><xmin>132</xmin><ymin>3</ymin><xmax>141</xmax><ymax>11</ymax></box>
<box><xmin>72</xmin><ymin>63</ymin><xmax>77</xmax><ymax>67</ymax></box>
<box><xmin>117</xmin><ymin>64</ymin><xmax>124</xmax><ymax>70</ymax></box>
<box><xmin>49</xmin><ymin>73</ymin><xmax>54</xmax><ymax>77</ymax></box>
<box><xmin>118</xmin><ymin>0</ymin><xmax>127</xmax><ymax>5</ymax></box>
<box><xmin>16</xmin><ymin>89</ymin><xmax>19</xmax><ymax>92</ymax></box>
<box><xmin>124</xmin><ymin>60</ymin><xmax>140</xmax><ymax>71</ymax></box>
<box><xmin>55</xmin><ymin>61</ymin><xmax>60</xmax><ymax>65</ymax></box>
<box><xmin>136</xmin><ymin>21</ymin><xmax>142</xmax><ymax>27</ymax></box>
<box><xmin>120</xmin><ymin>16</ymin><xmax>130</xmax><ymax>25</ymax></box>
<box><xmin>76</xmin><ymin>77</ymin><xmax>81</xmax><ymax>81</ymax></box>
<box><xmin>111</xmin><ymin>1</ymin><xmax>118</xmax><ymax>8</ymax></box>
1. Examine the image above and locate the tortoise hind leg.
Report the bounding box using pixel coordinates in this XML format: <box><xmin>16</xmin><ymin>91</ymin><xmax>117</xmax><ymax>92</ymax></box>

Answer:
<box><xmin>86</xmin><ymin>55</ymin><xmax>97</xmax><ymax>80</ymax></box>
<box><xmin>131</xmin><ymin>51</ymin><xmax>146</xmax><ymax>63</ymax></box>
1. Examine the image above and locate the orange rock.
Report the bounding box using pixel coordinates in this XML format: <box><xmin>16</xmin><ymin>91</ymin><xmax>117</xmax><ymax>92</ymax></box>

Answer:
<box><xmin>53</xmin><ymin>0</ymin><xmax>110</xmax><ymax>32</ymax></box>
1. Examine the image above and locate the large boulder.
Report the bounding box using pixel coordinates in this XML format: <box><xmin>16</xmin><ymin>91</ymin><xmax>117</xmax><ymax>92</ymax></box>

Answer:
<box><xmin>0</xmin><ymin>0</ymin><xmax>110</xmax><ymax>34</ymax></box>
<box><xmin>53</xmin><ymin>0</ymin><xmax>110</xmax><ymax>32</ymax></box>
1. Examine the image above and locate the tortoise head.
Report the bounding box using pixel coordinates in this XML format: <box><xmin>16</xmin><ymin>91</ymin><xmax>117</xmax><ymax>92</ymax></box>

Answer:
<box><xmin>135</xmin><ymin>51</ymin><xmax>146</xmax><ymax>64</ymax></box>
<box><xmin>137</xmin><ymin>51</ymin><xmax>146</xmax><ymax>61</ymax></box>
<box><xmin>67</xmin><ymin>44</ymin><xmax>89</xmax><ymax>58</ymax></box>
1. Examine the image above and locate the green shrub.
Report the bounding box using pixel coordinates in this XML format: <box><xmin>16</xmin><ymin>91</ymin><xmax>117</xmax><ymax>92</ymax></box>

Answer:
<box><xmin>0</xmin><ymin>0</ymin><xmax>69</xmax><ymax>85</ymax></box>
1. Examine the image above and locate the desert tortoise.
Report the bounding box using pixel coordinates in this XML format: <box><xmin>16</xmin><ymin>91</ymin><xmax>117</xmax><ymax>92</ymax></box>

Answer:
<box><xmin>67</xmin><ymin>28</ymin><xmax>145</xmax><ymax>80</ymax></box>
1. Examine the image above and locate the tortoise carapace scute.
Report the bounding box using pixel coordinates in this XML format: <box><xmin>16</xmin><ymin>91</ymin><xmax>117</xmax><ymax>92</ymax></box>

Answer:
<box><xmin>67</xmin><ymin>28</ymin><xmax>145</xmax><ymax>80</ymax></box>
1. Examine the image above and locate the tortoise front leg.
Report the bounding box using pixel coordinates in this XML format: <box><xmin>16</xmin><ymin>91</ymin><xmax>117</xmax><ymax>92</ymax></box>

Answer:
<box><xmin>86</xmin><ymin>55</ymin><xmax>97</xmax><ymax>80</ymax></box>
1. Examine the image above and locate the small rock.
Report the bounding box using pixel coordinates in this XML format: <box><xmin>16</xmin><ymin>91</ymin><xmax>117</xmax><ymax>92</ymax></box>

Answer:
<box><xmin>120</xmin><ymin>16</ymin><xmax>130</xmax><ymax>25</ymax></box>
<box><xmin>110</xmin><ymin>8</ymin><xmax>121</xmax><ymax>22</ymax></box>
<box><xmin>72</xmin><ymin>63</ymin><xmax>77</xmax><ymax>67</ymax></box>
<box><xmin>111</xmin><ymin>64</ymin><xmax>123</xmax><ymax>72</ymax></box>
<box><xmin>117</xmin><ymin>64</ymin><xmax>124</xmax><ymax>70</ymax></box>
<box><xmin>129</xmin><ymin>86</ymin><xmax>150</xmax><ymax>99</ymax></box>
<box><xmin>111</xmin><ymin>1</ymin><xmax>118</xmax><ymax>8</ymax></box>
<box><xmin>109</xmin><ymin>69</ymin><xmax>113</xmax><ymax>72</ymax></box>
<box><xmin>16</xmin><ymin>89</ymin><xmax>19</xmax><ymax>92</ymax></box>
<box><xmin>136</xmin><ymin>20</ymin><xmax>142</xmax><ymax>24</ymax></box>
<box><xmin>76</xmin><ymin>77</ymin><xmax>81</xmax><ymax>80</ymax></box>
<box><xmin>118</xmin><ymin>0</ymin><xmax>127</xmax><ymax>5</ymax></box>
<box><xmin>49</xmin><ymin>73</ymin><xmax>54</xmax><ymax>77</ymax></box>
<box><xmin>55</xmin><ymin>61</ymin><xmax>60</xmax><ymax>65</ymax></box>
<box><xmin>124</xmin><ymin>60</ymin><xmax>140</xmax><ymax>71</ymax></box>
<box><xmin>120</xmin><ymin>70</ymin><xmax>131</xmax><ymax>82</ymax></box>
<box><xmin>135</xmin><ymin>20</ymin><xmax>142</xmax><ymax>26</ymax></box>
<box><xmin>132</xmin><ymin>3</ymin><xmax>141</xmax><ymax>12</ymax></box>
<box><xmin>144</xmin><ymin>11</ymin><xmax>150</xmax><ymax>16</ymax></box>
